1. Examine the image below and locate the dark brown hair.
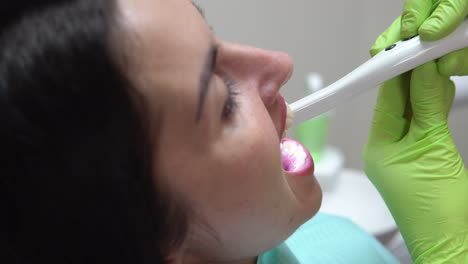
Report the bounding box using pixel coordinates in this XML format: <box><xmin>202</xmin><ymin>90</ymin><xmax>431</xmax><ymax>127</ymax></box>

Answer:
<box><xmin>0</xmin><ymin>0</ymin><xmax>186</xmax><ymax>263</ymax></box>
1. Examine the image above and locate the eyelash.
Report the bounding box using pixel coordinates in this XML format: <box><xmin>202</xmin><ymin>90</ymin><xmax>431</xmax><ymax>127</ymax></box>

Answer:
<box><xmin>221</xmin><ymin>79</ymin><xmax>239</xmax><ymax>120</ymax></box>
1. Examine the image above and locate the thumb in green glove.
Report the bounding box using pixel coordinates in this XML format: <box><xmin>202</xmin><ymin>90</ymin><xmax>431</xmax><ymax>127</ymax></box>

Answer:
<box><xmin>372</xmin><ymin>0</ymin><xmax>468</xmax><ymax>75</ymax></box>
<box><xmin>363</xmin><ymin>60</ymin><xmax>468</xmax><ymax>262</ymax></box>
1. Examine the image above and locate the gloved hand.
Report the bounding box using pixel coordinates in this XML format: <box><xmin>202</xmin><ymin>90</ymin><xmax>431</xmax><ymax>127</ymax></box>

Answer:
<box><xmin>371</xmin><ymin>0</ymin><xmax>468</xmax><ymax>75</ymax></box>
<box><xmin>363</xmin><ymin>61</ymin><xmax>468</xmax><ymax>262</ymax></box>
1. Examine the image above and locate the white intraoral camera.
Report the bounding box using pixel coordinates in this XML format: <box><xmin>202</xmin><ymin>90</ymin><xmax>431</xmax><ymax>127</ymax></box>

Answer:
<box><xmin>291</xmin><ymin>19</ymin><xmax>468</xmax><ymax>126</ymax></box>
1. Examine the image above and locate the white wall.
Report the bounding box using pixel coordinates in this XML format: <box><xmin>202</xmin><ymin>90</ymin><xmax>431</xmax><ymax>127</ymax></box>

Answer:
<box><xmin>197</xmin><ymin>0</ymin><xmax>468</xmax><ymax>170</ymax></box>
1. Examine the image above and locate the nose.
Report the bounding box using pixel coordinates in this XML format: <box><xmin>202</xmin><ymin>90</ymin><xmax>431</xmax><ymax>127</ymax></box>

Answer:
<box><xmin>218</xmin><ymin>42</ymin><xmax>293</xmax><ymax>106</ymax></box>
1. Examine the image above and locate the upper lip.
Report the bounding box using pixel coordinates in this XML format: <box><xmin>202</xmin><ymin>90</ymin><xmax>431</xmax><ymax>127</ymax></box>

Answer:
<box><xmin>277</xmin><ymin>94</ymin><xmax>287</xmax><ymax>139</ymax></box>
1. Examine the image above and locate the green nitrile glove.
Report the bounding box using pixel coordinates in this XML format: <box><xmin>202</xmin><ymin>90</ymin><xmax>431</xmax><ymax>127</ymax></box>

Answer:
<box><xmin>372</xmin><ymin>0</ymin><xmax>468</xmax><ymax>75</ymax></box>
<box><xmin>400</xmin><ymin>0</ymin><xmax>468</xmax><ymax>41</ymax></box>
<box><xmin>363</xmin><ymin>60</ymin><xmax>468</xmax><ymax>262</ymax></box>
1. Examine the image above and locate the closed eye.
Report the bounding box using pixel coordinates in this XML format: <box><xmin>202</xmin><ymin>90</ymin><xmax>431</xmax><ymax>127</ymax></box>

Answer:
<box><xmin>221</xmin><ymin>79</ymin><xmax>239</xmax><ymax>120</ymax></box>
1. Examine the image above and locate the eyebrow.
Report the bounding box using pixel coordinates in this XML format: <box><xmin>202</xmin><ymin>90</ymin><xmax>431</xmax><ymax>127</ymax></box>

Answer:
<box><xmin>192</xmin><ymin>1</ymin><xmax>215</xmax><ymax>32</ymax></box>
<box><xmin>195</xmin><ymin>44</ymin><xmax>218</xmax><ymax>122</ymax></box>
<box><xmin>192</xmin><ymin>1</ymin><xmax>205</xmax><ymax>18</ymax></box>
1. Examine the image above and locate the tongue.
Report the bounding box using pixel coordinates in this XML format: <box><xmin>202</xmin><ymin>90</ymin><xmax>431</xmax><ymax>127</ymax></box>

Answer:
<box><xmin>280</xmin><ymin>138</ymin><xmax>314</xmax><ymax>175</ymax></box>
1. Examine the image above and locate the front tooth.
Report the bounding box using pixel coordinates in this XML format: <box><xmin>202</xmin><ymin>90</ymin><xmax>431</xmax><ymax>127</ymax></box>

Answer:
<box><xmin>280</xmin><ymin>140</ymin><xmax>307</xmax><ymax>171</ymax></box>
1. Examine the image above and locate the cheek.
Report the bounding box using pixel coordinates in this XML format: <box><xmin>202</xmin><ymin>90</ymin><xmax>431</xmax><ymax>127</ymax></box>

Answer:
<box><xmin>215</xmin><ymin>131</ymin><xmax>282</xmax><ymax>195</ymax></box>
<box><xmin>241</xmin><ymin>132</ymin><xmax>281</xmax><ymax>177</ymax></box>
<box><xmin>219</xmin><ymin>115</ymin><xmax>285</xmax><ymax>199</ymax></box>
<box><xmin>231</xmin><ymin>95</ymin><xmax>284</xmax><ymax>185</ymax></box>
<box><xmin>194</xmin><ymin>104</ymin><xmax>284</xmax><ymax>206</ymax></box>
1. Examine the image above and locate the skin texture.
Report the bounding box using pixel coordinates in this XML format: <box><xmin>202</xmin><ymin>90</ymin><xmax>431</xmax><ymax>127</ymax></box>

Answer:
<box><xmin>117</xmin><ymin>0</ymin><xmax>322</xmax><ymax>263</ymax></box>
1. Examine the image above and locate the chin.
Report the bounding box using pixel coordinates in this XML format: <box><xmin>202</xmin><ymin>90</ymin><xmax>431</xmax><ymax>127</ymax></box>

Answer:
<box><xmin>297</xmin><ymin>176</ymin><xmax>323</xmax><ymax>224</ymax></box>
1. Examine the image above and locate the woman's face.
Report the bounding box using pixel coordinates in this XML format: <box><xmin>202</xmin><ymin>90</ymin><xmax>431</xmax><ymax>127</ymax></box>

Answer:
<box><xmin>118</xmin><ymin>0</ymin><xmax>322</xmax><ymax>262</ymax></box>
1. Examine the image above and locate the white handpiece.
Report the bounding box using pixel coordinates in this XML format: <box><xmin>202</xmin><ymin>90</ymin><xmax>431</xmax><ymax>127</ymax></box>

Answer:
<box><xmin>451</xmin><ymin>76</ymin><xmax>468</xmax><ymax>108</ymax></box>
<box><xmin>291</xmin><ymin>19</ymin><xmax>468</xmax><ymax>126</ymax></box>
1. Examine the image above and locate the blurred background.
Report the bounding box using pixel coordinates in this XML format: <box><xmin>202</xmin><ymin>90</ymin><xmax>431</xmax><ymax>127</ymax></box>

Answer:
<box><xmin>196</xmin><ymin>0</ymin><xmax>468</xmax><ymax>171</ymax></box>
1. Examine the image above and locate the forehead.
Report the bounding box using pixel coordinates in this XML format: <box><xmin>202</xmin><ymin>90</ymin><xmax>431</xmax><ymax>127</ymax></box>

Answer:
<box><xmin>120</xmin><ymin>0</ymin><xmax>210</xmax><ymax>70</ymax></box>
<box><xmin>117</xmin><ymin>0</ymin><xmax>212</xmax><ymax>100</ymax></box>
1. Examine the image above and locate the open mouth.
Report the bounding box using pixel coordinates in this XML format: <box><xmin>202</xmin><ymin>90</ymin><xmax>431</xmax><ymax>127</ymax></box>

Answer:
<box><xmin>279</xmin><ymin>100</ymin><xmax>314</xmax><ymax>175</ymax></box>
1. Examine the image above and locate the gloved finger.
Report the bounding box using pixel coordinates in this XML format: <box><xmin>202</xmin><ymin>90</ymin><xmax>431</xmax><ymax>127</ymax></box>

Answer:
<box><xmin>375</xmin><ymin>74</ymin><xmax>411</xmax><ymax>118</ymax></box>
<box><xmin>419</xmin><ymin>0</ymin><xmax>468</xmax><ymax>41</ymax></box>
<box><xmin>438</xmin><ymin>48</ymin><xmax>468</xmax><ymax>76</ymax></box>
<box><xmin>367</xmin><ymin>74</ymin><xmax>411</xmax><ymax>144</ymax></box>
<box><xmin>410</xmin><ymin>61</ymin><xmax>455</xmax><ymax>129</ymax></box>
<box><xmin>400</xmin><ymin>0</ymin><xmax>434</xmax><ymax>39</ymax></box>
<box><xmin>443</xmin><ymin>71</ymin><xmax>456</xmax><ymax>115</ymax></box>
<box><xmin>370</xmin><ymin>17</ymin><xmax>402</xmax><ymax>57</ymax></box>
